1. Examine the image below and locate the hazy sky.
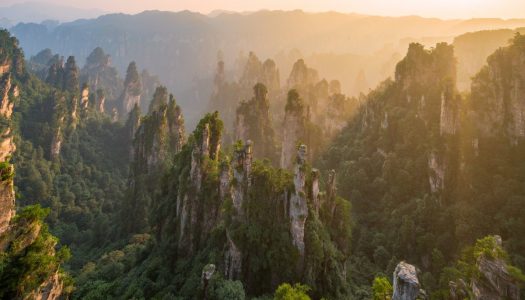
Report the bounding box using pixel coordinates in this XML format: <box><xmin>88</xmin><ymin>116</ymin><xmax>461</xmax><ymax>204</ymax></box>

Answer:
<box><xmin>3</xmin><ymin>0</ymin><xmax>525</xmax><ymax>19</ymax></box>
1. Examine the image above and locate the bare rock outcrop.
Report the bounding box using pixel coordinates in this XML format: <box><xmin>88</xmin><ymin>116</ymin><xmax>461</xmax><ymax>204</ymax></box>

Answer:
<box><xmin>392</xmin><ymin>261</ymin><xmax>421</xmax><ymax>300</ymax></box>
<box><xmin>281</xmin><ymin>90</ymin><xmax>306</xmax><ymax>169</ymax></box>
<box><xmin>119</xmin><ymin>61</ymin><xmax>142</xmax><ymax>116</ymax></box>
<box><xmin>289</xmin><ymin>145</ymin><xmax>309</xmax><ymax>257</ymax></box>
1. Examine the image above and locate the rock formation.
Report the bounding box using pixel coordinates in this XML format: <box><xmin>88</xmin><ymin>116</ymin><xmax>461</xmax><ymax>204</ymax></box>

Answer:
<box><xmin>392</xmin><ymin>261</ymin><xmax>421</xmax><ymax>300</ymax></box>
<box><xmin>63</xmin><ymin>56</ymin><xmax>79</xmax><ymax>93</ymax></box>
<box><xmin>469</xmin><ymin>34</ymin><xmax>525</xmax><ymax>143</ymax></box>
<box><xmin>96</xmin><ymin>89</ymin><xmax>106</xmax><ymax>113</ymax></box>
<box><xmin>131</xmin><ymin>87</ymin><xmax>185</xmax><ymax>174</ymax></box>
<box><xmin>80</xmin><ymin>47</ymin><xmax>121</xmax><ymax>102</ymax></box>
<box><xmin>0</xmin><ymin>46</ymin><xmax>17</xmax><ymax>234</ymax></box>
<box><xmin>235</xmin><ymin>83</ymin><xmax>277</xmax><ymax>162</ymax></box>
<box><xmin>471</xmin><ymin>236</ymin><xmax>521</xmax><ymax>300</ymax></box>
<box><xmin>287</xmin><ymin>59</ymin><xmax>319</xmax><ymax>91</ymax></box>
<box><xmin>119</xmin><ymin>61</ymin><xmax>142</xmax><ymax>116</ymax></box>
<box><xmin>0</xmin><ymin>30</ymin><xmax>67</xmax><ymax>299</ymax></box>
<box><xmin>177</xmin><ymin>113</ymin><xmax>222</xmax><ymax>255</ymax></box>
<box><xmin>80</xmin><ymin>84</ymin><xmax>89</xmax><ymax>110</ymax></box>
<box><xmin>289</xmin><ymin>145</ymin><xmax>309</xmax><ymax>257</ymax></box>
<box><xmin>281</xmin><ymin>90</ymin><xmax>306</xmax><ymax>169</ymax></box>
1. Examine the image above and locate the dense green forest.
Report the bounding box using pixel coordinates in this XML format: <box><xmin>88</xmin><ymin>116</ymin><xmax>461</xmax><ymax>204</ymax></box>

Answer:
<box><xmin>1</xmin><ymin>20</ymin><xmax>525</xmax><ymax>300</ymax></box>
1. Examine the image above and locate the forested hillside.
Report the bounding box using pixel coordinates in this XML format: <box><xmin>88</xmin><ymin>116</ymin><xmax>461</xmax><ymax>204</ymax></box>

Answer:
<box><xmin>1</xmin><ymin>15</ymin><xmax>525</xmax><ymax>300</ymax></box>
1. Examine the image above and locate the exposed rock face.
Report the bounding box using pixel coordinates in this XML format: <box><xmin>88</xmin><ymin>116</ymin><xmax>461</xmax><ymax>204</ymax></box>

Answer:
<box><xmin>232</xmin><ymin>140</ymin><xmax>252</xmax><ymax>214</ymax></box>
<box><xmin>440</xmin><ymin>81</ymin><xmax>459</xmax><ymax>135</ymax></box>
<box><xmin>0</xmin><ymin>164</ymin><xmax>15</xmax><ymax>235</ymax></box>
<box><xmin>63</xmin><ymin>56</ymin><xmax>79</xmax><ymax>93</ymax></box>
<box><xmin>235</xmin><ymin>83</ymin><xmax>277</xmax><ymax>162</ymax></box>
<box><xmin>178</xmin><ymin>115</ymin><xmax>221</xmax><ymax>255</ymax></box>
<box><xmin>80</xmin><ymin>85</ymin><xmax>89</xmax><ymax>110</ymax></box>
<box><xmin>0</xmin><ymin>55</ymin><xmax>17</xmax><ymax>235</ymax></box>
<box><xmin>281</xmin><ymin>90</ymin><xmax>306</xmax><ymax>169</ymax></box>
<box><xmin>289</xmin><ymin>145</ymin><xmax>309</xmax><ymax>257</ymax></box>
<box><xmin>132</xmin><ymin>90</ymin><xmax>185</xmax><ymax>174</ymax></box>
<box><xmin>396</xmin><ymin>43</ymin><xmax>459</xmax><ymax>132</ymax></box>
<box><xmin>471</xmin><ymin>236</ymin><xmax>521</xmax><ymax>300</ymax></box>
<box><xmin>80</xmin><ymin>47</ymin><xmax>121</xmax><ymax>102</ymax></box>
<box><xmin>392</xmin><ymin>261</ymin><xmax>421</xmax><ymax>300</ymax></box>
<box><xmin>96</xmin><ymin>89</ymin><xmax>105</xmax><ymax>113</ymax></box>
<box><xmin>428</xmin><ymin>151</ymin><xmax>445</xmax><ymax>193</ymax></box>
<box><xmin>470</xmin><ymin>35</ymin><xmax>525</xmax><ymax>143</ymax></box>
<box><xmin>30</xmin><ymin>271</ymin><xmax>64</xmax><ymax>300</ymax></box>
<box><xmin>119</xmin><ymin>61</ymin><xmax>142</xmax><ymax>116</ymax></box>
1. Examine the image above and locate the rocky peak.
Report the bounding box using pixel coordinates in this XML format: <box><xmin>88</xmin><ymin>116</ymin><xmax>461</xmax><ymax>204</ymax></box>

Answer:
<box><xmin>148</xmin><ymin>86</ymin><xmax>168</xmax><ymax>114</ymax></box>
<box><xmin>290</xmin><ymin>144</ymin><xmax>309</xmax><ymax>257</ymax></box>
<box><xmin>395</xmin><ymin>43</ymin><xmax>456</xmax><ymax>92</ymax></box>
<box><xmin>287</xmin><ymin>59</ymin><xmax>319</xmax><ymax>90</ymax></box>
<box><xmin>235</xmin><ymin>83</ymin><xmax>277</xmax><ymax>162</ymax></box>
<box><xmin>261</xmin><ymin>59</ymin><xmax>280</xmax><ymax>92</ymax></box>
<box><xmin>131</xmin><ymin>93</ymin><xmax>186</xmax><ymax>174</ymax></box>
<box><xmin>469</xmin><ymin>34</ymin><xmax>525</xmax><ymax>142</ymax></box>
<box><xmin>471</xmin><ymin>235</ymin><xmax>521</xmax><ymax>300</ymax></box>
<box><xmin>392</xmin><ymin>261</ymin><xmax>422</xmax><ymax>300</ymax></box>
<box><xmin>63</xmin><ymin>56</ymin><xmax>79</xmax><ymax>93</ymax></box>
<box><xmin>281</xmin><ymin>90</ymin><xmax>306</xmax><ymax>169</ymax></box>
<box><xmin>80</xmin><ymin>47</ymin><xmax>121</xmax><ymax>104</ymax></box>
<box><xmin>120</xmin><ymin>61</ymin><xmax>142</xmax><ymax>116</ymax></box>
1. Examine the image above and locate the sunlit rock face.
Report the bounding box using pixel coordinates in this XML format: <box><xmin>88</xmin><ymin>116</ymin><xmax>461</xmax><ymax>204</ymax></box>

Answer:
<box><xmin>29</xmin><ymin>271</ymin><xmax>64</xmax><ymax>300</ymax></box>
<box><xmin>392</xmin><ymin>261</ymin><xmax>421</xmax><ymax>300</ymax></box>
<box><xmin>0</xmin><ymin>58</ymin><xmax>17</xmax><ymax>235</ymax></box>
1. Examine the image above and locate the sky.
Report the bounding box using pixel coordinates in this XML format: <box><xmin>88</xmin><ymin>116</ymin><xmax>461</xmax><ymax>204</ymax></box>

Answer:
<box><xmin>2</xmin><ymin>0</ymin><xmax>525</xmax><ymax>19</ymax></box>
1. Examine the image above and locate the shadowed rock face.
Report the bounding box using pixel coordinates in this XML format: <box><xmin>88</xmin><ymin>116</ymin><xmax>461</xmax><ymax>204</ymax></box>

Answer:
<box><xmin>393</xmin><ymin>261</ymin><xmax>421</xmax><ymax>300</ymax></box>
<box><xmin>470</xmin><ymin>35</ymin><xmax>525</xmax><ymax>143</ymax></box>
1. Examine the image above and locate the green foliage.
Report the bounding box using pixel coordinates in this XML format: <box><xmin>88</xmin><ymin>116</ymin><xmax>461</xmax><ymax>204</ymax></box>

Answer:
<box><xmin>210</xmin><ymin>279</ymin><xmax>246</xmax><ymax>300</ymax></box>
<box><xmin>0</xmin><ymin>205</ymin><xmax>71</xmax><ymax>299</ymax></box>
<box><xmin>0</xmin><ymin>160</ymin><xmax>14</xmax><ymax>182</ymax></box>
<box><xmin>274</xmin><ymin>283</ymin><xmax>311</xmax><ymax>300</ymax></box>
<box><xmin>372</xmin><ymin>276</ymin><xmax>392</xmax><ymax>300</ymax></box>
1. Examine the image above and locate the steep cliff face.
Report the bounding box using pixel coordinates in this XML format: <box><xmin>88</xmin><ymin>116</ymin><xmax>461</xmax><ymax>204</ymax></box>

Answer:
<box><xmin>0</xmin><ymin>30</ymin><xmax>69</xmax><ymax>299</ymax></box>
<box><xmin>124</xmin><ymin>87</ymin><xmax>187</xmax><ymax>234</ymax></box>
<box><xmin>0</xmin><ymin>34</ymin><xmax>18</xmax><ymax>235</ymax></box>
<box><xmin>289</xmin><ymin>145</ymin><xmax>308</xmax><ymax>257</ymax></box>
<box><xmin>176</xmin><ymin>113</ymin><xmax>222</xmax><ymax>255</ymax></box>
<box><xmin>235</xmin><ymin>83</ymin><xmax>278</xmax><ymax>162</ymax></box>
<box><xmin>281</xmin><ymin>90</ymin><xmax>306</xmax><ymax>169</ymax></box>
<box><xmin>240</xmin><ymin>52</ymin><xmax>280</xmax><ymax>94</ymax></box>
<box><xmin>469</xmin><ymin>34</ymin><xmax>525</xmax><ymax>143</ymax></box>
<box><xmin>394</xmin><ymin>43</ymin><xmax>461</xmax><ymax>193</ymax></box>
<box><xmin>132</xmin><ymin>88</ymin><xmax>186</xmax><ymax>174</ymax></box>
<box><xmin>119</xmin><ymin>61</ymin><xmax>142</xmax><ymax>116</ymax></box>
<box><xmin>80</xmin><ymin>47</ymin><xmax>121</xmax><ymax>103</ymax></box>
